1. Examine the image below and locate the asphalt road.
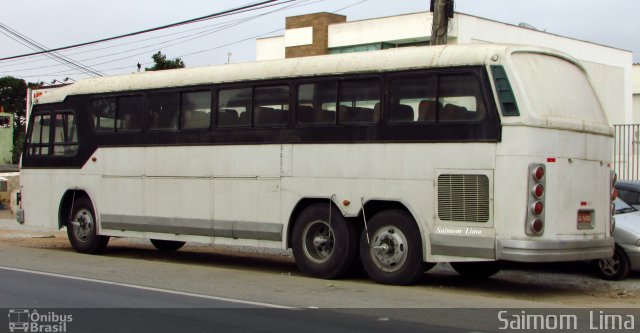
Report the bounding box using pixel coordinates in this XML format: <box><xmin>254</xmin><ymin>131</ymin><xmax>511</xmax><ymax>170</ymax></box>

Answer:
<box><xmin>0</xmin><ymin>266</ymin><xmax>463</xmax><ymax>333</ymax></box>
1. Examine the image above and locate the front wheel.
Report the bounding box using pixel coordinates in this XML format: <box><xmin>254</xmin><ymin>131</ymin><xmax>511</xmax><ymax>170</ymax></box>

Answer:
<box><xmin>360</xmin><ymin>210</ymin><xmax>425</xmax><ymax>285</ymax></box>
<box><xmin>66</xmin><ymin>197</ymin><xmax>109</xmax><ymax>254</ymax></box>
<box><xmin>596</xmin><ymin>246</ymin><xmax>630</xmax><ymax>281</ymax></box>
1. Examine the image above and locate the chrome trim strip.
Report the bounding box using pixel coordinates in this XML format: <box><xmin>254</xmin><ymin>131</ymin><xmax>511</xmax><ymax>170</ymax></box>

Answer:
<box><xmin>497</xmin><ymin>238</ymin><xmax>614</xmax><ymax>262</ymax></box>
<box><xmin>101</xmin><ymin>214</ymin><xmax>282</xmax><ymax>241</ymax></box>
<box><xmin>430</xmin><ymin>234</ymin><xmax>495</xmax><ymax>259</ymax></box>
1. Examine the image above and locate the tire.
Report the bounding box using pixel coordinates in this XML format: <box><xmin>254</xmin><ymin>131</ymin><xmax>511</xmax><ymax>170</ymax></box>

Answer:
<box><xmin>291</xmin><ymin>203</ymin><xmax>360</xmax><ymax>279</ymax></box>
<box><xmin>360</xmin><ymin>209</ymin><xmax>425</xmax><ymax>285</ymax></box>
<box><xmin>151</xmin><ymin>239</ymin><xmax>186</xmax><ymax>251</ymax></box>
<box><xmin>596</xmin><ymin>246</ymin><xmax>630</xmax><ymax>281</ymax></box>
<box><xmin>450</xmin><ymin>261</ymin><xmax>503</xmax><ymax>279</ymax></box>
<box><xmin>66</xmin><ymin>196</ymin><xmax>109</xmax><ymax>254</ymax></box>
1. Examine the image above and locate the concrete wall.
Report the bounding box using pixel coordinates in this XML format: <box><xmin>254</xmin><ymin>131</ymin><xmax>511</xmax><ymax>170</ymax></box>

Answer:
<box><xmin>455</xmin><ymin>14</ymin><xmax>633</xmax><ymax>125</ymax></box>
<box><xmin>0</xmin><ymin>112</ymin><xmax>13</xmax><ymax>164</ymax></box>
<box><xmin>0</xmin><ymin>173</ymin><xmax>19</xmax><ymax>213</ymax></box>
<box><xmin>633</xmin><ymin>64</ymin><xmax>640</xmax><ymax>123</ymax></box>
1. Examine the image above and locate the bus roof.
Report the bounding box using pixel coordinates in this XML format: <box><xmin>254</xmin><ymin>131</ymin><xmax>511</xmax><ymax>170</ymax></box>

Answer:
<box><xmin>35</xmin><ymin>44</ymin><xmax>579</xmax><ymax>104</ymax></box>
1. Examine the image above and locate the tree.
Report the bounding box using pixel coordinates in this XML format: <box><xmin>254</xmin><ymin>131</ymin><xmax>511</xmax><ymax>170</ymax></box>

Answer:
<box><xmin>0</xmin><ymin>76</ymin><xmax>27</xmax><ymax>164</ymax></box>
<box><xmin>145</xmin><ymin>51</ymin><xmax>185</xmax><ymax>71</ymax></box>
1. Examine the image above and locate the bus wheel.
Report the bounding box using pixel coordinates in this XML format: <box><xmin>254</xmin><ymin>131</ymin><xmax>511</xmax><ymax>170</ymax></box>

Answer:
<box><xmin>150</xmin><ymin>239</ymin><xmax>186</xmax><ymax>251</ymax></box>
<box><xmin>67</xmin><ymin>197</ymin><xmax>109</xmax><ymax>254</ymax></box>
<box><xmin>292</xmin><ymin>203</ymin><xmax>359</xmax><ymax>279</ymax></box>
<box><xmin>596</xmin><ymin>246</ymin><xmax>630</xmax><ymax>281</ymax></box>
<box><xmin>360</xmin><ymin>210</ymin><xmax>425</xmax><ymax>285</ymax></box>
<box><xmin>450</xmin><ymin>261</ymin><xmax>502</xmax><ymax>279</ymax></box>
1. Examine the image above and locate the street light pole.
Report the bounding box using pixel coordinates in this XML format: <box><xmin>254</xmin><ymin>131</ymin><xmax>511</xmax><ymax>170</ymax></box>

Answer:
<box><xmin>430</xmin><ymin>0</ymin><xmax>453</xmax><ymax>46</ymax></box>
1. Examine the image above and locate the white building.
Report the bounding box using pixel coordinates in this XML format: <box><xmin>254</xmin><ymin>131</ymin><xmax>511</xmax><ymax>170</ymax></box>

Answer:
<box><xmin>634</xmin><ymin>64</ymin><xmax>640</xmax><ymax>122</ymax></box>
<box><xmin>257</xmin><ymin>12</ymin><xmax>633</xmax><ymax>125</ymax></box>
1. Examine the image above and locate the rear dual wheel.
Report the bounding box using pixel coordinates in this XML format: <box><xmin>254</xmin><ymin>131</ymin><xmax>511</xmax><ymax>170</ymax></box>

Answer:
<box><xmin>360</xmin><ymin>210</ymin><xmax>426</xmax><ymax>285</ymax></box>
<box><xmin>291</xmin><ymin>203</ymin><xmax>360</xmax><ymax>279</ymax></box>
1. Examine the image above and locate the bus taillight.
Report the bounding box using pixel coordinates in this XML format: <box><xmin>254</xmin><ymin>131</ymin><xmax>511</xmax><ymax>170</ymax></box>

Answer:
<box><xmin>531</xmin><ymin>184</ymin><xmax>544</xmax><ymax>199</ymax></box>
<box><xmin>527</xmin><ymin>164</ymin><xmax>546</xmax><ymax>236</ymax></box>
<box><xmin>532</xmin><ymin>166</ymin><xmax>545</xmax><ymax>182</ymax></box>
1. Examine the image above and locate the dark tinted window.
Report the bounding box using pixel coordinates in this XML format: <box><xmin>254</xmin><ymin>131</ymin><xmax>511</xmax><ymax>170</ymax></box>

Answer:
<box><xmin>92</xmin><ymin>98</ymin><xmax>116</xmax><ymax>132</ymax></box>
<box><xmin>438</xmin><ymin>74</ymin><xmax>486</xmax><ymax>122</ymax></box>
<box><xmin>181</xmin><ymin>91</ymin><xmax>211</xmax><ymax>130</ymax></box>
<box><xmin>149</xmin><ymin>92</ymin><xmax>179</xmax><ymax>131</ymax></box>
<box><xmin>338</xmin><ymin>79</ymin><xmax>381</xmax><ymax>124</ymax></box>
<box><xmin>218</xmin><ymin>88</ymin><xmax>252</xmax><ymax>127</ymax></box>
<box><xmin>28</xmin><ymin>113</ymin><xmax>50</xmax><ymax>156</ymax></box>
<box><xmin>117</xmin><ymin>96</ymin><xmax>144</xmax><ymax>132</ymax></box>
<box><xmin>254</xmin><ymin>85</ymin><xmax>289</xmax><ymax>126</ymax></box>
<box><xmin>53</xmin><ymin>113</ymin><xmax>78</xmax><ymax>156</ymax></box>
<box><xmin>389</xmin><ymin>76</ymin><xmax>437</xmax><ymax>123</ymax></box>
<box><xmin>297</xmin><ymin>82</ymin><xmax>337</xmax><ymax>125</ymax></box>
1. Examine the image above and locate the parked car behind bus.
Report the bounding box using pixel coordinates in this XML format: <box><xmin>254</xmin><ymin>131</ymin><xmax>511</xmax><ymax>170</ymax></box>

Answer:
<box><xmin>596</xmin><ymin>198</ymin><xmax>640</xmax><ymax>280</ymax></box>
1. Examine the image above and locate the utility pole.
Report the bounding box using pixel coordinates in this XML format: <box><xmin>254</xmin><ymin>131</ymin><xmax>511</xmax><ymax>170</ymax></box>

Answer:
<box><xmin>430</xmin><ymin>0</ymin><xmax>454</xmax><ymax>46</ymax></box>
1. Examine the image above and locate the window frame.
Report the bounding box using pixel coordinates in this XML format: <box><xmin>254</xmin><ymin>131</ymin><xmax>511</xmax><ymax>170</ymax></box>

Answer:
<box><xmin>385</xmin><ymin>69</ymin><xmax>490</xmax><ymax>126</ymax></box>
<box><xmin>26</xmin><ymin>109</ymin><xmax>79</xmax><ymax>158</ymax></box>
<box><xmin>90</xmin><ymin>94</ymin><xmax>145</xmax><ymax>134</ymax></box>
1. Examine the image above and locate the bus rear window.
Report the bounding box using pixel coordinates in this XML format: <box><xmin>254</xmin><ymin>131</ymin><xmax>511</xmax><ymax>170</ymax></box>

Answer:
<box><xmin>511</xmin><ymin>53</ymin><xmax>608</xmax><ymax>128</ymax></box>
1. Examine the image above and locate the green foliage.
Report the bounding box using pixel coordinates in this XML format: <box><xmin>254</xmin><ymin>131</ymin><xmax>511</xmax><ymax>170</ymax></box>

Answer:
<box><xmin>0</xmin><ymin>76</ymin><xmax>28</xmax><ymax>164</ymax></box>
<box><xmin>11</xmin><ymin>131</ymin><xmax>24</xmax><ymax>164</ymax></box>
<box><xmin>145</xmin><ymin>51</ymin><xmax>185</xmax><ymax>71</ymax></box>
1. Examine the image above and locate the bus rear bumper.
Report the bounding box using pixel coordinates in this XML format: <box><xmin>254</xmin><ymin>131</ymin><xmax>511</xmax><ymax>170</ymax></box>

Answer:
<box><xmin>496</xmin><ymin>237</ymin><xmax>614</xmax><ymax>262</ymax></box>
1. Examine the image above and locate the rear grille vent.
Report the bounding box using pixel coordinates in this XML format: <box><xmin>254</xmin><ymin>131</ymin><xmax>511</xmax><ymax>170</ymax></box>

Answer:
<box><xmin>438</xmin><ymin>174</ymin><xmax>490</xmax><ymax>223</ymax></box>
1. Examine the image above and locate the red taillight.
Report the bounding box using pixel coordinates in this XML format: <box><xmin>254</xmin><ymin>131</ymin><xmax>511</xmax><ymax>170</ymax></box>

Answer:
<box><xmin>526</xmin><ymin>164</ymin><xmax>546</xmax><ymax>236</ymax></box>
<box><xmin>532</xmin><ymin>167</ymin><xmax>545</xmax><ymax>182</ymax></box>
<box><xmin>531</xmin><ymin>201</ymin><xmax>544</xmax><ymax>216</ymax></box>
<box><xmin>532</xmin><ymin>184</ymin><xmax>544</xmax><ymax>198</ymax></box>
<box><xmin>529</xmin><ymin>218</ymin><xmax>544</xmax><ymax>234</ymax></box>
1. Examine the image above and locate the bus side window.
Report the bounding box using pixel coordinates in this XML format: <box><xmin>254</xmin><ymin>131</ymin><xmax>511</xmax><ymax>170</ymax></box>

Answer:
<box><xmin>117</xmin><ymin>96</ymin><xmax>144</xmax><ymax>132</ymax></box>
<box><xmin>438</xmin><ymin>74</ymin><xmax>486</xmax><ymax>122</ymax></box>
<box><xmin>149</xmin><ymin>92</ymin><xmax>179</xmax><ymax>131</ymax></box>
<box><xmin>92</xmin><ymin>98</ymin><xmax>116</xmax><ymax>132</ymax></box>
<box><xmin>297</xmin><ymin>82</ymin><xmax>337</xmax><ymax>125</ymax></box>
<box><xmin>217</xmin><ymin>88</ymin><xmax>252</xmax><ymax>127</ymax></box>
<box><xmin>181</xmin><ymin>91</ymin><xmax>211</xmax><ymax>130</ymax></box>
<box><xmin>389</xmin><ymin>76</ymin><xmax>437</xmax><ymax>123</ymax></box>
<box><xmin>27</xmin><ymin>113</ymin><xmax>51</xmax><ymax>156</ymax></box>
<box><xmin>53</xmin><ymin>113</ymin><xmax>78</xmax><ymax>156</ymax></box>
<box><xmin>338</xmin><ymin>79</ymin><xmax>381</xmax><ymax>124</ymax></box>
<box><xmin>254</xmin><ymin>85</ymin><xmax>289</xmax><ymax>126</ymax></box>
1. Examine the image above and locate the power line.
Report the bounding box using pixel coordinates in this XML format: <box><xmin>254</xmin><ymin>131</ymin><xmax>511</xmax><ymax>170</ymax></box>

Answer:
<box><xmin>0</xmin><ymin>23</ymin><xmax>104</xmax><ymax>77</ymax></box>
<box><xmin>0</xmin><ymin>0</ymin><xmax>296</xmax><ymax>62</ymax></box>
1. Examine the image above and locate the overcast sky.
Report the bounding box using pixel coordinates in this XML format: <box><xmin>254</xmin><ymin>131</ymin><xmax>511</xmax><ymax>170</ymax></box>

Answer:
<box><xmin>1</xmin><ymin>0</ymin><xmax>638</xmax><ymax>84</ymax></box>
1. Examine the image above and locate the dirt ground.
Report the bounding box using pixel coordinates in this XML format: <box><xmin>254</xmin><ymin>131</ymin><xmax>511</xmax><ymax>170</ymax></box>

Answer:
<box><xmin>1</xmin><ymin>209</ymin><xmax>638</xmax><ymax>307</ymax></box>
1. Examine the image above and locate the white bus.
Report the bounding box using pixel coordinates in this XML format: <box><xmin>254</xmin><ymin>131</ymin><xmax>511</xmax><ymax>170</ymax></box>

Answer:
<box><xmin>18</xmin><ymin>44</ymin><xmax>615</xmax><ymax>285</ymax></box>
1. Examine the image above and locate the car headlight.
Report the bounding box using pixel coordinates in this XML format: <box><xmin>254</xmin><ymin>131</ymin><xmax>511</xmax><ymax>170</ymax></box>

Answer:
<box><xmin>636</xmin><ymin>239</ymin><xmax>640</xmax><ymax>247</ymax></box>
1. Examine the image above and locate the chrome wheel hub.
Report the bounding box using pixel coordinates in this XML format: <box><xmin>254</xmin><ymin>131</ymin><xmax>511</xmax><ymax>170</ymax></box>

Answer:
<box><xmin>370</xmin><ymin>225</ymin><xmax>408</xmax><ymax>272</ymax></box>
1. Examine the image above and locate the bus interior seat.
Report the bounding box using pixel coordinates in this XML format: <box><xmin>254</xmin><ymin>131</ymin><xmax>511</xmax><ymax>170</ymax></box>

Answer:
<box><xmin>218</xmin><ymin>109</ymin><xmax>240</xmax><ymax>126</ymax></box>
<box><xmin>391</xmin><ymin>104</ymin><xmax>414</xmax><ymax>122</ymax></box>
<box><xmin>339</xmin><ymin>105</ymin><xmax>375</xmax><ymax>123</ymax></box>
<box><xmin>441</xmin><ymin>104</ymin><xmax>470</xmax><ymax>121</ymax></box>
<box><xmin>418</xmin><ymin>100</ymin><xmax>441</xmax><ymax>121</ymax></box>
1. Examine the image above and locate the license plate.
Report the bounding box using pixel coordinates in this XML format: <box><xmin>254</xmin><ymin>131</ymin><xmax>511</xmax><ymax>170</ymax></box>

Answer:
<box><xmin>577</xmin><ymin>211</ymin><xmax>593</xmax><ymax>229</ymax></box>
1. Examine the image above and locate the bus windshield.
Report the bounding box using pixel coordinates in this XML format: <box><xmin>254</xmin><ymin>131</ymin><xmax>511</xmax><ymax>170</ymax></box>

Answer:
<box><xmin>511</xmin><ymin>52</ymin><xmax>610</xmax><ymax>133</ymax></box>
